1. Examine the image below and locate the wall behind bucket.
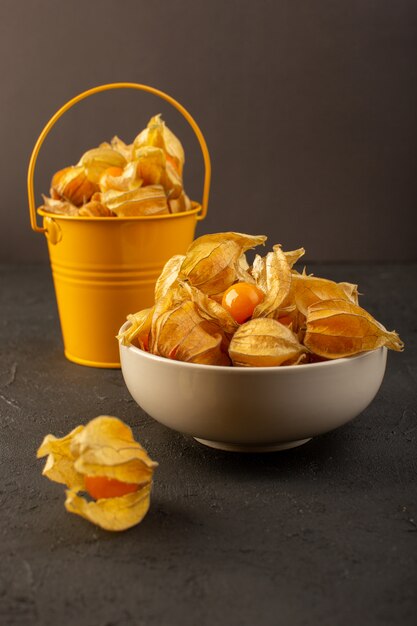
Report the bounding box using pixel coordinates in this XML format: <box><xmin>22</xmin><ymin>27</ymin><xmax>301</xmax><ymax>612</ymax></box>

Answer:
<box><xmin>1</xmin><ymin>0</ymin><xmax>416</xmax><ymax>262</ymax></box>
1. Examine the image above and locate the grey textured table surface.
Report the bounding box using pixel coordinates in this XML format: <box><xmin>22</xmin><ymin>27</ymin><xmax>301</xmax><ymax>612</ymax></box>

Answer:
<box><xmin>1</xmin><ymin>263</ymin><xmax>416</xmax><ymax>626</ymax></box>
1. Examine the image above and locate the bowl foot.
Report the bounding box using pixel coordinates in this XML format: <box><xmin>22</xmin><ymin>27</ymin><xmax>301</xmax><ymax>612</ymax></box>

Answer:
<box><xmin>194</xmin><ymin>437</ymin><xmax>312</xmax><ymax>452</ymax></box>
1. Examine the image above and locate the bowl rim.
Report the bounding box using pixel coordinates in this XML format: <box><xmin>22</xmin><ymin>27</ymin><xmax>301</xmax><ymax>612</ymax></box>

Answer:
<box><xmin>118</xmin><ymin>321</ymin><xmax>386</xmax><ymax>374</ymax></box>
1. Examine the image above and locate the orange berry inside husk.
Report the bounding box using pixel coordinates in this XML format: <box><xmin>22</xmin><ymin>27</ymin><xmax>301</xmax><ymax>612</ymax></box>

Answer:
<box><xmin>103</xmin><ymin>166</ymin><xmax>124</xmax><ymax>178</ymax></box>
<box><xmin>222</xmin><ymin>282</ymin><xmax>264</xmax><ymax>324</ymax></box>
<box><xmin>142</xmin><ymin>333</ymin><xmax>150</xmax><ymax>352</ymax></box>
<box><xmin>84</xmin><ymin>475</ymin><xmax>139</xmax><ymax>500</ymax></box>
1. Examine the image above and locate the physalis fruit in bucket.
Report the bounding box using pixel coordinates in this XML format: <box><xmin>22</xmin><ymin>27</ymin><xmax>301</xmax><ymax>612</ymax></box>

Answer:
<box><xmin>40</xmin><ymin>115</ymin><xmax>194</xmax><ymax>217</ymax></box>
<box><xmin>37</xmin><ymin>416</ymin><xmax>158</xmax><ymax>531</ymax></box>
<box><xmin>118</xmin><ymin>232</ymin><xmax>404</xmax><ymax>366</ymax></box>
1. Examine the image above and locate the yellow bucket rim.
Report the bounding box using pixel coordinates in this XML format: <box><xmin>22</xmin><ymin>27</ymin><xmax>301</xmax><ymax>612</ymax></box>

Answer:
<box><xmin>37</xmin><ymin>202</ymin><xmax>202</xmax><ymax>223</ymax></box>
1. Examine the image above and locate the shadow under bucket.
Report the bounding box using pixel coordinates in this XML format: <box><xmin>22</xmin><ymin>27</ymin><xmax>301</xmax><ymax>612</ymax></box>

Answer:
<box><xmin>28</xmin><ymin>83</ymin><xmax>210</xmax><ymax>368</ymax></box>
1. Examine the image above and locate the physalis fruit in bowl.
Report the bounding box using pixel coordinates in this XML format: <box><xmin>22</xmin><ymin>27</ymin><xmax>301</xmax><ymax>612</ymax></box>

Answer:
<box><xmin>37</xmin><ymin>416</ymin><xmax>158</xmax><ymax>531</ymax></box>
<box><xmin>118</xmin><ymin>232</ymin><xmax>404</xmax><ymax>367</ymax></box>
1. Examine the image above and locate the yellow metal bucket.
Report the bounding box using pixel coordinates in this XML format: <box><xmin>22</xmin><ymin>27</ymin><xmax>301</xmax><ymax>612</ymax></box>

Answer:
<box><xmin>27</xmin><ymin>83</ymin><xmax>210</xmax><ymax>368</ymax></box>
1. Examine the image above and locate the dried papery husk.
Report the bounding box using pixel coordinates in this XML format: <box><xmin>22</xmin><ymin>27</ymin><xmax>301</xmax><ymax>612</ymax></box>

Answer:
<box><xmin>252</xmin><ymin>245</ymin><xmax>292</xmax><ymax>318</ymax></box>
<box><xmin>79</xmin><ymin>147</ymin><xmax>127</xmax><ymax>184</ymax></box>
<box><xmin>151</xmin><ymin>299</ymin><xmax>230</xmax><ymax>365</ymax></box>
<box><xmin>40</xmin><ymin>195</ymin><xmax>80</xmax><ymax>216</ymax></box>
<box><xmin>236</xmin><ymin>254</ymin><xmax>256</xmax><ymax>284</ymax></box>
<box><xmin>65</xmin><ymin>484</ymin><xmax>151</xmax><ymax>532</ymax></box>
<box><xmin>168</xmin><ymin>191</ymin><xmax>192</xmax><ymax>214</ymax></box>
<box><xmin>251</xmin><ymin>254</ymin><xmax>264</xmax><ymax>281</ymax></box>
<box><xmin>117</xmin><ymin>307</ymin><xmax>154</xmax><ymax>349</ymax></box>
<box><xmin>78</xmin><ymin>201</ymin><xmax>114</xmax><ymax>217</ymax></box>
<box><xmin>154</xmin><ymin>255</ymin><xmax>185</xmax><ymax>301</ymax></box>
<box><xmin>277</xmin><ymin>306</ymin><xmax>306</xmax><ymax>342</ymax></box>
<box><xmin>70</xmin><ymin>416</ymin><xmax>157</xmax><ymax>481</ymax></box>
<box><xmin>292</xmin><ymin>274</ymin><xmax>359</xmax><ymax>317</ymax></box>
<box><xmin>101</xmin><ymin>185</ymin><xmax>169</xmax><ymax>216</ymax></box>
<box><xmin>179</xmin><ymin>233</ymin><xmax>267</xmax><ymax>296</ymax></box>
<box><xmin>135</xmin><ymin>146</ymin><xmax>166</xmax><ymax>185</ymax></box>
<box><xmin>304</xmin><ymin>299</ymin><xmax>404</xmax><ymax>358</ymax></box>
<box><xmin>161</xmin><ymin>161</ymin><xmax>183</xmax><ymax>199</ymax></box>
<box><xmin>37</xmin><ymin>425</ymin><xmax>85</xmax><ymax>491</ymax></box>
<box><xmin>37</xmin><ymin>416</ymin><xmax>158</xmax><ymax>531</ymax></box>
<box><xmin>135</xmin><ymin>146</ymin><xmax>183</xmax><ymax>199</ymax></box>
<box><xmin>38</xmin><ymin>416</ymin><xmax>157</xmax><ymax>487</ymax></box>
<box><xmin>99</xmin><ymin>161</ymin><xmax>142</xmax><ymax>193</ymax></box>
<box><xmin>110</xmin><ymin>135</ymin><xmax>133</xmax><ymax>161</ymax></box>
<box><xmin>284</xmin><ymin>247</ymin><xmax>305</xmax><ymax>269</ymax></box>
<box><xmin>50</xmin><ymin>166</ymin><xmax>99</xmax><ymax>206</ymax></box>
<box><xmin>134</xmin><ymin>114</ymin><xmax>185</xmax><ymax>176</ymax></box>
<box><xmin>179</xmin><ymin>282</ymin><xmax>239</xmax><ymax>335</ymax></box>
<box><xmin>149</xmin><ymin>281</ymin><xmax>190</xmax><ymax>351</ymax></box>
<box><xmin>229</xmin><ymin>318</ymin><xmax>307</xmax><ymax>367</ymax></box>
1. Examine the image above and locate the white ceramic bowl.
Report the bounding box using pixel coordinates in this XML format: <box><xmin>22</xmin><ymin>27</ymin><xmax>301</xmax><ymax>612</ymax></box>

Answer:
<box><xmin>119</xmin><ymin>322</ymin><xmax>387</xmax><ymax>452</ymax></box>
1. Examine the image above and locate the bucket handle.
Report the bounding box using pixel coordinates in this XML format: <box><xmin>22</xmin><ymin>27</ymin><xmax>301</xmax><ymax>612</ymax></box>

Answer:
<box><xmin>27</xmin><ymin>82</ymin><xmax>211</xmax><ymax>233</ymax></box>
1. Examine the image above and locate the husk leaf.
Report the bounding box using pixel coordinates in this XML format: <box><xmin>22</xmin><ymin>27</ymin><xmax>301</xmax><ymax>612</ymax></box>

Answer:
<box><xmin>70</xmin><ymin>416</ymin><xmax>157</xmax><ymax>470</ymax></box>
<box><xmin>304</xmin><ymin>299</ymin><xmax>404</xmax><ymax>358</ymax></box>
<box><xmin>236</xmin><ymin>254</ymin><xmax>256</xmax><ymax>284</ymax></box>
<box><xmin>99</xmin><ymin>161</ymin><xmax>141</xmax><ymax>193</ymax></box>
<box><xmin>252</xmin><ymin>245</ymin><xmax>292</xmax><ymax>317</ymax></box>
<box><xmin>151</xmin><ymin>299</ymin><xmax>230</xmax><ymax>365</ymax></box>
<box><xmin>37</xmin><ymin>425</ymin><xmax>85</xmax><ymax>491</ymax></box>
<box><xmin>179</xmin><ymin>282</ymin><xmax>239</xmax><ymax>335</ymax></box>
<box><xmin>110</xmin><ymin>135</ymin><xmax>133</xmax><ymax>161</ymax></box>
<box><xmin>283</xmin><ymin>247</ymin><xmax>306</xmax><ymax>269</ymax></box>
<box><xmin>229</xmin><ymin>318</ymin><xmax>307</xmax><ymax>367</ymax></box>
<box><xmin>168</xmin><ymin>191</ymin><xmax>192</xmax><ymax>214</ymax></box>
<box><xmin>154</xmin><ymin>255</ymin><xmax>185</xmax><ymax>301</ymax></box>
<box><xmin>40</xmin><ymin>195</ymin><xmax>80</xmax><ymax>216</ymax></box>
<box><xmin>117</xmin><ymin>307</ymin><xmax>154</xmax><ymax>349</ymax></box>
<box><xmin>134</xmin><ymin>114</ymin><xmax>185</xmax><ymax>175</ymax></box>
<box><xmin>101</xmin><ymin>185</ymin><xmax>169</xmax><ymax>216</ymax></box>
<box><xmin>65</xmin><ymin>484</ymin><xmax>151</xmax><ymax>532</ymax></box>
<box><xmin>78</xmin><ymin>201</ymin><xmax>114</xmax><ymax>217</ymax></box>
<box><xmin>135</xmin><ymin>146</ymin><xmax>166</xmax><ymax>185</ymax></box>
<box><xmin>79</xmin><ymin>148</ymin><xmax>127</xmax><ymax>183</ymax></box>
<box><xmin>179</xmin><ymin>232</ymin><xmax>267</xmax><ymax>296</ymax></box>
<box><xmin>161</xmin><ymin>160</ymin><xmax>183</xmax><ymax>199</ymax></box>
<box><xmin>292</xmin><ymin>273</ymin><xmax>359</xmax><ymax>316</ymax></box>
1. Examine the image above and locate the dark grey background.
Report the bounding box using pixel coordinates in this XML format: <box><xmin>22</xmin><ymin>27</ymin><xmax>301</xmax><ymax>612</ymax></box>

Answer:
<box><xmin>1</xmin><ymin>0</ymin><xmax>416</xmax><ymax>263</ymax></box>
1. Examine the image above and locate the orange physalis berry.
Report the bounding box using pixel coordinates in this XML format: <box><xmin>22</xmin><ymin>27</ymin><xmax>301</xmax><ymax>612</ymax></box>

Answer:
<box><xmin>222</xmin><ymin>282</ymin><xmax>264</xmax><ymax>324</ymax></box>
<box><xmin>142</xmin><ymin>333</ymin><xmax>150</xmax><ymax>352</ymax></box>
<box><xmin>84</xmin><ymin>475</ymin><xmax>139</xmax><ymax>500</ymax></box>
<box><xmin>104</xmin><ymin>166</ymin><xmax>124</xmax><ymax>178</ymax></box>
